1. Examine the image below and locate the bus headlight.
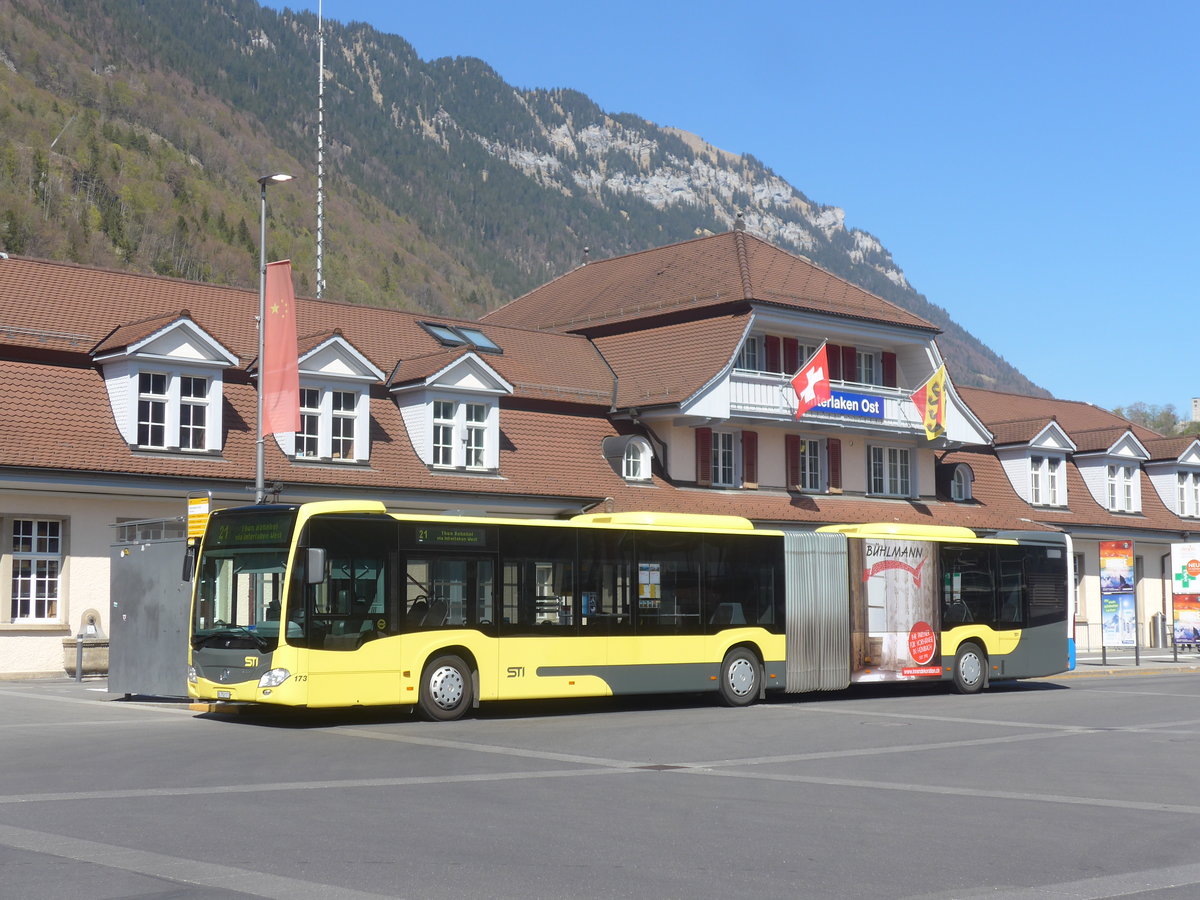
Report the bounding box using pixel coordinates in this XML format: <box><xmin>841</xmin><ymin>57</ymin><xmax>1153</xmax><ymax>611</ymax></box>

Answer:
<box><xmin>258</xmin><ymin>668</ymin><xmax>291</xmax><ymax>688</ymax></box>
<box><xmin>187</xmin><ymin>665</ymin><xmax>198</xmax><ymax>684</ymax></box>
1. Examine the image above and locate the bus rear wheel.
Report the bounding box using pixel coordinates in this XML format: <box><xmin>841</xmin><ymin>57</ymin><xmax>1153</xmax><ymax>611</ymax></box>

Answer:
<box><xmin>418</xmin><ymin>655</ymin><xmax>473</xmax><ymax>721</ymax></box>
<box><xmin>718</xmin><ymin>647</ymin><xmax>760</xmax><ymax>707</ymax></box>
<box><xmin>953</xmin><ymin>643</ymin><xmax>986</xmax><ymax>694</ymax></box>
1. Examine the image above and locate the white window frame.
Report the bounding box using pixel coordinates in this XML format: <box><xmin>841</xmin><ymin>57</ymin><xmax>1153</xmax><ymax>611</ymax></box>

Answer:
<box><xmin>794</xmin><ymin>437</ymin><xmax>821</xmax><ymax>492</ymax></box>
<box><xmin>1030</xmin><ymin>455</ymin><xmax>1065</xmax><ymax>507</ymax></box>
<box><xmin>464</xmin><ymin>402</ymin><xmax>487</xmax><ymax>470</ymax></box>
<box><xmin>130</xmin><ymin>368</ymin><xmax>222</xmax><ymax>453</ymax></box>
<box><xmin>331</xmin><ymin>390</ymin><xmax>356</xmax><ymax>460</ymax></box>
<box><xmin>856</xmin><ymin>349</ymin><xmax>880</xmax><ymax>387</ymax></box>
<box><xmin>869</xmin><ymin>445</ymin><xmax>911</xmax><ymax>497</ymax></box>
<box><xmin>951</xmin><ymin>464</ymin><xmax>973</xmax><ymax>502</ymax></box>
<box><xmin>433</xmin><ymin>400</ymin><xmax>455</xmax><ymax>467</ymax></box>
<box><xmin>623</xmin><ymin>439</ymin><xmax>652</xmax><ymax>481</ymax></box>
<box><xmin>291</xmin><ymin>385</ymin><xmax>367</xmax><ymax>463</ymax></box>
<box><xmin>1178</xmin><ymin>471</ymin><xmax>1200</xmax><ymax>518</ymax></box>
<box><xmin>296</xmin><ymin>388</ymin><xmax>321</xmax><ymax>458</ymax></box>
<box><xmin>736</xmin><ymin>336</ymin><xmax>761</xmax><ymax>372</ymax></box>
<box><xmin>712</xmin><ymin>431</ymin><xmax>737</xmax><ymax>487</ymax></box>
<box><xmin>179</xmin><ymin>375</ymin><xmax>209</xmax><ymax>451</ymax></box>
<box><xmin>1107</xmin><ymin>464</ymin><xmax>1137</xmax><ymax>512</ymax></box>
<box><xmin>137</xmin><ymin>371</ymin><xmax>168</xmax><ymax>448</ymax></box>
<box><xmin>429</xmin><ymin>398</ymin><xmax>497</xmax><ymax>471</ymax></box>
<box><xmin>8</xmin><ymin>517</ymin><xmax>64</xmax><ymax>624</ymax></box>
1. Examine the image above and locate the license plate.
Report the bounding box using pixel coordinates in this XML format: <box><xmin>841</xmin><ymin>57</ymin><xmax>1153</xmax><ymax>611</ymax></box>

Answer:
<box><xmin>217</xmin><ymin>691</ymin><xmax>231</xmax><ymax>700</ymax></box>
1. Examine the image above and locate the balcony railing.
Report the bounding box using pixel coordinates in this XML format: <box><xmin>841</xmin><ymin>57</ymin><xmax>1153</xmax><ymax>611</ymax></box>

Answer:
<box><xmin>729</xmin><ymin>369</ymin><xmax>924</xmax><ymax>432</ymax></box>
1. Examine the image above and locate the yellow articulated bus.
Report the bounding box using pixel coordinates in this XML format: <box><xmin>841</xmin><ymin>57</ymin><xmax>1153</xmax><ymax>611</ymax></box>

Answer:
<box><xmin>187</xmin><ymin>500</ymin><xmax>1073</xmax><ymax>720</ymax></box>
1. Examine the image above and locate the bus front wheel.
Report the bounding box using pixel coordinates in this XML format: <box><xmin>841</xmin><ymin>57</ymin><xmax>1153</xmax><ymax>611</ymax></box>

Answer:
<box><xmin>418</xmin><ymin>655</ymin><xmax>473</xmax><ymax>721</ymax></box>
<box><xmin>718</xmin><ymin>648</ymin><xmax>760</xmax><ymax>707</ymax></box>
<box><xmin>953</xmin><ymin>643</ymin><xmax>986</xmax><ymax>695</ymax></box>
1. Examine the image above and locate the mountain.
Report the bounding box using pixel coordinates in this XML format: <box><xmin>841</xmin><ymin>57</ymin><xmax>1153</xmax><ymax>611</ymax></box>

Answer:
<box><xmin>0</xmin><ymin>0</ymin><xmax>1046</xmax><ymax>397</ymax></box>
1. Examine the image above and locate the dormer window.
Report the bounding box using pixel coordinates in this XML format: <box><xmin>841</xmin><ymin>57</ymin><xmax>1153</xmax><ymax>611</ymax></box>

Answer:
<box><xmin>1107</xmin><ymin>464</ymin><xmax>1137</xmax><ymax>512</ymax></box>
<box><xmin>951</xmin><ymin>464</ymin><xmax>974</xmax><ymax>502</ymax></box>
<box><xmin>272</xmin><ymin>333</ymin><xmax>384</xmax><ymax>464</ymax></box>
<box><xmin>602</xmin><ymin>435</ymin><xmax>654</xmax><ymax>482</ymax></box>
<box><xmin>623</xmin><ymin>439</ymin><xmax>651</xmax><ymax>480</ymax></box>
<box><xmin>135</xmin><ymin>371</ymin><xmax>211</xmax><ymax>450</ymax></box>
<box><xmin>1030</xmin><ymin>455</ymin><xmax>1065</xmax><ymax>506</ymax></box>
<box><xmin>430</xmin><ymin>398</ymin><xmax>494</xmax><ymax>470</ymax></box>
<box><xmin>291</xmin><ymin>385</ymin><xmax>367</xmax><ymax>462</ymax></box>
<box><xmin>92</xmin><ymin>314</ymin><xmax>236</xmax><ymax>455</ymax></box>
<box><xmin>1179</xmin><ymin>472</ymin><xmax>1200</xmax><ymax>518</ymax></box>
<box><xmin>392</xmin><ymin>352</ymin><xmax>513</xmax><ymax>472</ymax></box>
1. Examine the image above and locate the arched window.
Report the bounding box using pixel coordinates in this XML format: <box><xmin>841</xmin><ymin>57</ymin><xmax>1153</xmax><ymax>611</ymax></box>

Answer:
<box><xmin>623</xmin><ymin>439</ymin><xmax>652</xmax><ymax>481</ymax></box>
<box><xmin>951</xmin><ymin>464</ymin><xmax>974</xmax><ymax>502</ymax></box>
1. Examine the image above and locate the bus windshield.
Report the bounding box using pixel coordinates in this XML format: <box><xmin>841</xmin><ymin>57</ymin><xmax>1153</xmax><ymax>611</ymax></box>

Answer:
<box><xmin>191</xmin><ymin>509</ymin><xmax>296</xmax><ymax>652</ymax></box>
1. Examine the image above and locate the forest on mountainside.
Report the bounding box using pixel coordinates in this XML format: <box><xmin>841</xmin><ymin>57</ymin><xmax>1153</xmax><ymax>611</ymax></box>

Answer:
<box><xmin>0</xmin><ymin>0</ymin><xmax>1047</xmax><ymax>397</ymax></box>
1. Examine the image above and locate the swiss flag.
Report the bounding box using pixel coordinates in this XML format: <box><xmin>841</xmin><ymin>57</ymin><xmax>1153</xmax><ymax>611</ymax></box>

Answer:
<box><xmin>790</xmin><ymin>342</ymin><xmax>831</xmax><ymax>418</ymax></box>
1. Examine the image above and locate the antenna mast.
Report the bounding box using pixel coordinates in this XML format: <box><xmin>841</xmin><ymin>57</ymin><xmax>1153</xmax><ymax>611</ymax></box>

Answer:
<box><xmin>315</xmin><ymin>0</ymin><xmax>326</xmax><ymax>297</ymax></box>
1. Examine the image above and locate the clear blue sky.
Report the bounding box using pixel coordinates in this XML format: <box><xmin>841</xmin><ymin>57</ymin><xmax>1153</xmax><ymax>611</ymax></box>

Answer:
<box><xmin>265</xmin><ymin>1</ymin><xmax>1198</xmax><ymax>418</ymax></box>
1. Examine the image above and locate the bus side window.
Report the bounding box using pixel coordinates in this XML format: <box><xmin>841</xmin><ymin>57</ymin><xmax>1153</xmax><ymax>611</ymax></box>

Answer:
<box><xmin>942</xmin><ymin>546</ymin><xmax>997</xmax><ymax>625</ymax></box>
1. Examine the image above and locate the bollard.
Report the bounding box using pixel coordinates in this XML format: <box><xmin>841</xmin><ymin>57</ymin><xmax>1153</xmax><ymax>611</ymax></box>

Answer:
<box><xmin>75</xmin><ymin>635</ymin><xmax>83</xmax><ymax>683</ymax></box>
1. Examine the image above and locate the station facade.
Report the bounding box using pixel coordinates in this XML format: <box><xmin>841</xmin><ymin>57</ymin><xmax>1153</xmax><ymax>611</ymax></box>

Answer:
<box><xmin>0</xmin><ymin>228</ymin><xmax>1195</xmax><ymax>676</ymax></box>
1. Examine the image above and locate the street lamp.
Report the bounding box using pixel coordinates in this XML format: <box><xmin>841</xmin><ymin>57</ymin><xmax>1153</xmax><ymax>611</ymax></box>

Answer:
<box><xmin>256</xmin><ymin>173</ymin><xmax>294</xmax><ymax>504</ymax></box>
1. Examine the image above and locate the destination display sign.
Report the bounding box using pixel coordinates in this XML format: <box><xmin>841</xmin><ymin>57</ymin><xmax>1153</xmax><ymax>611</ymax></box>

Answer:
<box><xmin>208</xmin><ymin>512</ymin><xmax>295</xmax><ymax>549</ymax></box>
<box><xmin>415</xmin><ymin>525</ymin><xmax>491</xmax><ymax>548</ymax></box>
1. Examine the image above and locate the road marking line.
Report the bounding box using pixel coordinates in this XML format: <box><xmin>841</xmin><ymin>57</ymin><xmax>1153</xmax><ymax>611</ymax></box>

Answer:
<box><xmin>0</xmin><ymin>821</ymin><xmax>396</xmax><ymax>900</ymax></box>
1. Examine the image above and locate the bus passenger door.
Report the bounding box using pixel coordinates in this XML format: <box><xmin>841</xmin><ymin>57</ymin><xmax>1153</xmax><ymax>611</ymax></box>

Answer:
<box><xmin>303</xmin><ymin>518</ymin><xmax>402</xmax><ymax>707</ymax></box>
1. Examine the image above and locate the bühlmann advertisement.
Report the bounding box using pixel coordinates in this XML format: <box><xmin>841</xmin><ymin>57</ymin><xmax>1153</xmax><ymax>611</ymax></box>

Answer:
<box><xmin>848</xmin><ymin>539</ymin><xmax>942</xmax><ymax>682</ymax></box>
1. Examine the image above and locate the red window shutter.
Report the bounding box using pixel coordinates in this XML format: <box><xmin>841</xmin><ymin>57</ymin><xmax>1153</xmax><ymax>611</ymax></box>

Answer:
<box><xmin>764</xmin><ymin>336</ymin><xmax>782</xmax><ymax>373</ymax></box>
<box><xmin>785</xmin><ymin>434</ymin><xmax>800</xmax><ymax>489</ymax></box>
<box><xmin>827</xmin><ymin>438</ymin><xmax>842</xmax><ymax>490</ymax></box>
<box><xmin>782</xmin><ymin>338</ymin><xmax>799</xmax><ymax>374</ymax></box>
<box><xmin>695</xmin><ymin>427</ymin><xmax>713</xmax><ymax>487</ymax></box>
<box><xmin>742</xmin><ymin>431</ymin><xmax>758</xmax><ymax>487</ymax></box>
<box><xmin>882</xmin><ymin>352</ymin><xmax>897</xmax><ymax>387</ymax></box>
<box><xmin>841</xmin><ymin>346</ymin><xmax>858</xmax><ymax>383</ymax></box>
<box><xmin>827</xmin><ymin>343</ymin><xmax>842</xmax><ymax>381</ymax></box>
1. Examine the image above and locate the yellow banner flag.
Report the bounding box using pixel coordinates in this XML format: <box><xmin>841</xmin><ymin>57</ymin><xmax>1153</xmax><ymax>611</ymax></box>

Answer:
<box><xmin>911</xmin><ymin>365</ymin><xmax>947</xmax><ymax>440</ymax></box>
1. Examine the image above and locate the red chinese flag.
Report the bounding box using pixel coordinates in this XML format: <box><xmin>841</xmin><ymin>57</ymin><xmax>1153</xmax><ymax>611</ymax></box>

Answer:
<box><xmin>262</xmin><ymin>260</ymin><xmax>300</xmax><ymax>436</ymax></box>
<box><xmin>790</xmin><ymin>342</ymin><xmax>831</xmax><ymax>418</ymax></box>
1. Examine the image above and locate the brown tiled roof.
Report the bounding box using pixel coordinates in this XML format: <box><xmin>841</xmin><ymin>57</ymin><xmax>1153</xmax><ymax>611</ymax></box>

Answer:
<box><xmin>0</xmin><ymin>256</ymin><xmax>613</xmax><ymax>401</ymax></box>
<box><xmin>4</xmin><ymin>255</ymin><xmax>1197</xmax><ymax>539</ymax></box>
<box><xmin>1143</xmin><ymin>435</ymin><xmax>1200</xmax><ymax>463</ymax></box>
<box><xmin>482</xmin><ymin>230</ymin><xmax>938</xmax><ymax>334</ymax></box>
<box><xmin>594</xmin><ymin>313</ymin><xmax>749</xmax><ymax>408</ymax></box>
<box><xmin>91</xmin><ymin>310</ymin><xmax>193</xmax><ymax>356</ymax></box>
<box><xmin>960</xmin><ymin>386</ymin><xmax>1164</xmax><ymax>444</ymax></box>
<box><xmin>987</xmin><ymin>419</ymin><xmax>1054</xmax><ymax>447</ymax></box>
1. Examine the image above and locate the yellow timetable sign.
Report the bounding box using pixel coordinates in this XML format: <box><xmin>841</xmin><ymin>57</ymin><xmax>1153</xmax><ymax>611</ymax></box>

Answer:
<box><xmin>187</xmin><ymin>492</ymin><xmax>212</xmax><ymax>539</ymax></box>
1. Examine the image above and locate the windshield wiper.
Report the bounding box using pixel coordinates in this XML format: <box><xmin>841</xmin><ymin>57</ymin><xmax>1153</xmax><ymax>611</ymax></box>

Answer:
<box><xmin>196</xmin><ymin>624</ymin><xmax>270</xmax><ymax>652</ymax></box>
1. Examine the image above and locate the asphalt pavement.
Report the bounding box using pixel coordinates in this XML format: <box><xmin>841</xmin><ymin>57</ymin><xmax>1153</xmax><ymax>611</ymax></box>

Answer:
<box><xmin>6</xmin><ymin>663</ymin><xmax>1200</xmax><ymax>899</ymax></box>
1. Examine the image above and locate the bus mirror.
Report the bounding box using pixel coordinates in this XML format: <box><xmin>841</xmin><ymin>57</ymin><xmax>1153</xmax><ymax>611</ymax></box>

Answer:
<box><xmin>306</xmin><ymin>547</ymin><xmax>326</xmax><ymax>584</ymax></box>
<box><xmin>181</xmin><ymin>540</ymin><xmax>197</xmax><ymax>583</ymax></box>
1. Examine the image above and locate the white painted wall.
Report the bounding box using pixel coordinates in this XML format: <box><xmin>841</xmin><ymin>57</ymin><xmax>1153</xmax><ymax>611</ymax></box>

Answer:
<box><xmin>0</xmin><ymin>490</ymin><xmax>176</xmax><ymax>677</ymax></box>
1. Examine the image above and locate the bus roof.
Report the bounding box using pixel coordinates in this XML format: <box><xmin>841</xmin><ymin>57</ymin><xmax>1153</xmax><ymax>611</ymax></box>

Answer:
<box><xmin>817</xmin><ymin>522</ymin><xmax>1018</xmax><ymax>545</ymax></box>
<box><xmin>571</xmin><ymin>511</ymin><xmax>757</xmax><ymax>531</ymax></box>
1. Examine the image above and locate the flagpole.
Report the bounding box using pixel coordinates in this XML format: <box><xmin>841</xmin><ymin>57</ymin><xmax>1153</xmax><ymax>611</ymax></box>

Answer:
<box><xmin>256</xmin><ymin>173</ymin><xmax>293</xmax><ymax>504</ymax></box>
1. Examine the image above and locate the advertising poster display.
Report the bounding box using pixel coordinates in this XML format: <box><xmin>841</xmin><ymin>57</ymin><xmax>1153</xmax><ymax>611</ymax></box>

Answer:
<box><xmin>1100</xmin><ymin>540</ymin><xmax>1136</xmax><ymax>648</ymax></box>
<box><xmin>1170</xmin><ymin>542</ymin><xmax>1200</xmax><ymax>649</ymax></box>
<box><xmin>848</xmin><ymin>539</ymin><xmax>942</xmax><ymax>681</ymax></box>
